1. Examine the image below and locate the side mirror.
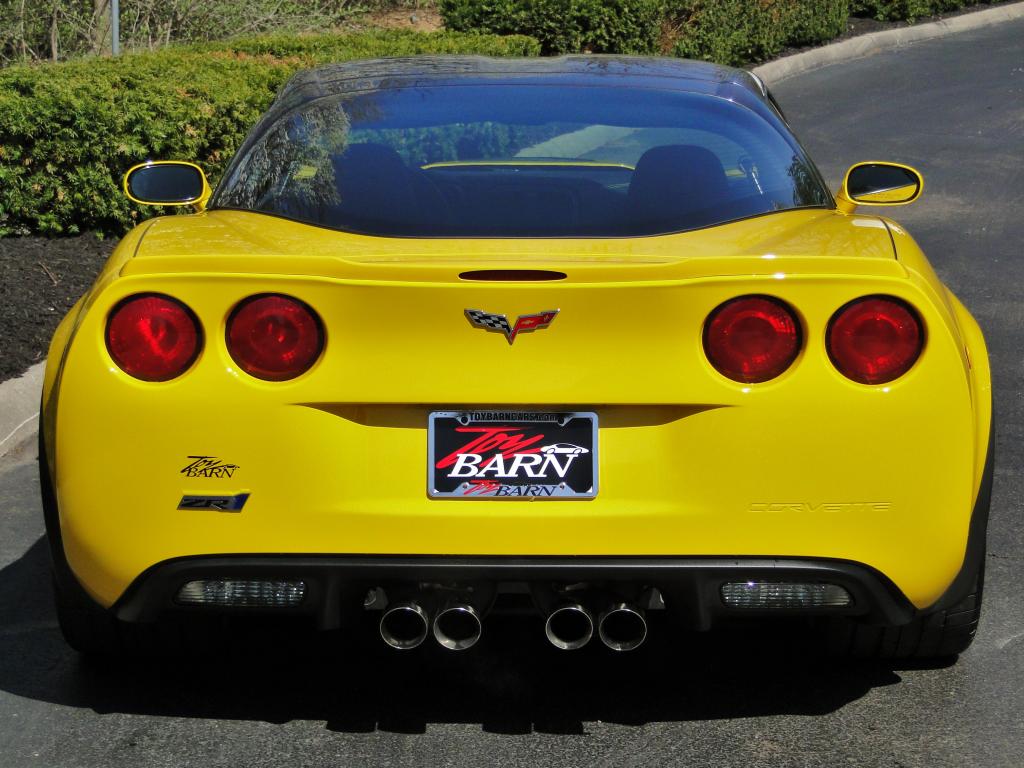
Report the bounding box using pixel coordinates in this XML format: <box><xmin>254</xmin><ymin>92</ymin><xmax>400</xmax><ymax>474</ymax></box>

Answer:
<box><xmin>835</xmin><ymin>162</ymin><xmax>923</xmax><ymax>213</ymax></box>
<box><xmin>123</xmin><ymin>161</ymin><xmax>210</xmax><ymax>210</ymax></box>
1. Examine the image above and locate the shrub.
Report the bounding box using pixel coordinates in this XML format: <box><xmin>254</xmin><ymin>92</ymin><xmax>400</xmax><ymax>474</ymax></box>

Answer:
<box><xmin>851</xmin><ymin>1</ymin><xmax>994</xmax><ymax>22</ymax></box>
<box><xmin>0</xmin><ymin>29</ymin><xmax>539</xmax><ymax>236</ymax></box>
<box><xmin>787</xmin><ymin>1</ymin><xmax>851</xmax><ymax>48</ymax></box>
<box><xmin>440</xmin><ymin>0</ymin><xmax>665</xmax><ymax>55</ymax></box>
<box><xmin>443</xmin><ymin>1</ymin><xmax>852</xmax><ymax>63</ymax></box>
<box><xmin>669</xmin><ymin>0</ymin><xmax>849</xmax><ymax>66</ymax></box>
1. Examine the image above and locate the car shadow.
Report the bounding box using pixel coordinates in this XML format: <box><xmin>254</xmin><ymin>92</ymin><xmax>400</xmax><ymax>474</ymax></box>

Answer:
<box><xmin>0</xmin><ymin>535</ymin><xmax>946</xmax><ymax>734</ymax></box>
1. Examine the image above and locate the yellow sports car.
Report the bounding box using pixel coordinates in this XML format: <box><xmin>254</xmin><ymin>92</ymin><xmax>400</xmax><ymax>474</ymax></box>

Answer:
<box><xmin>40</xmin><ymin>56</ymin><xmax>991</xmax><ymax>658</ymax></box>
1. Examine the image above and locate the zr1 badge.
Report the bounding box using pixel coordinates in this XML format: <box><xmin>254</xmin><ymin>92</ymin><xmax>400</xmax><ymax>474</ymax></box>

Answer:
<box><xmin>178</xmin><ymin>493</ymin><xmax>249</xmax><ymax>512</ymax></box>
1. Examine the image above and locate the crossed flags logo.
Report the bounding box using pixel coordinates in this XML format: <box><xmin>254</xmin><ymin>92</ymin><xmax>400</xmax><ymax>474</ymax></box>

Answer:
<box><xmin>465</xmin><ymin>309</ymin><xmax>559</xmax><ymax>344</ymax></box>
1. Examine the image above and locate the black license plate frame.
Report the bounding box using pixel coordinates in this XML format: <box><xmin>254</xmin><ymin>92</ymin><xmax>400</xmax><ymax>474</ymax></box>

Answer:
<box><xmin>428</xmin><ymin>411</ymin><xmax>598</xmax><ymax>499</ymax></box>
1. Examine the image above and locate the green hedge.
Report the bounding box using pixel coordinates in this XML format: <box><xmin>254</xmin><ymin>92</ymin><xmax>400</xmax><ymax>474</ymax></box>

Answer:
<box><xmin>441</xmin><ymin>0</ymin><xmax>1000</xmax><ymax>60</ymax></box>
<box><xmin>442</xmin><ymin>1</ymin><xmax>851</xmax><ymax>63</ymax></box>
<box><xmin>670</xmin><ymin>0</ymin><xmax>849</xmax><ymax>66</ymax></box>
<box><xmin>852</xmin><ymin>1</ymin><xmax>995</xmax><ymax>22</ymax></box>
<box><xmin>0</xmin><ymin>29</ymin><xmax>539</xmax><ymax>237</ymax></box>
<box><xmin>440</xmin><ymin>0</ymin><xmax>1000</xmax><ymax>63</ymax></box>
<box><xmin>440</xmin><ymin>0</ymin><xmax>665</xmax><ymax>55</ymax></box>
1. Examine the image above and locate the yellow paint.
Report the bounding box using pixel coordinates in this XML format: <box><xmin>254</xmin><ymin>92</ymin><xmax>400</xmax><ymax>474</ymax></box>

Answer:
<box><xmin>43</xmin><ymin>205</ymin><xmax>989</xmax><ymax>613</ymax></box>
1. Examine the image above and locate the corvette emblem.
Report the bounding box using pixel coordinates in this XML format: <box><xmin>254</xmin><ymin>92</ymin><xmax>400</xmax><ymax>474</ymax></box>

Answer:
<box><xmin>465</xmin><ymin>309</ymin><xmax>559</xmax><ymax>344</ymax></box>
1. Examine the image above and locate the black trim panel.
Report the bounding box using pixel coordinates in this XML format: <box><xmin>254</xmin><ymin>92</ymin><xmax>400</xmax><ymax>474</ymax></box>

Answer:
<box><xmin>112</xmin><ymin>554</ymin><xmax>916</xmax><ymax>630</ymax></box>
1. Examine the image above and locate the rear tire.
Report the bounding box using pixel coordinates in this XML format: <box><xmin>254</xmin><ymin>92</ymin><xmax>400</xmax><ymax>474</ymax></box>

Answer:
<box><xmin>831</xmin><ymin>423</ymin><xmax>991</xmax><ymax>661</ymax></box>
<box><xmin>40</xmin><ymin>423</ymin><xmax>195</xmax><ymax>657</ymax></box>
<box><xmin>829</xmin><ymin>564</ymin><xmax>983</xmax><ymax>660</ymax></box>
<box><xmin>52</xmin><ymin>573</ymin><xmax>122</xmax><ymax>655</ymax></box>
<box><xmin>53</xmin><ymin>572</ymin><xmax>231</xmax><ymax>657</ymax></box>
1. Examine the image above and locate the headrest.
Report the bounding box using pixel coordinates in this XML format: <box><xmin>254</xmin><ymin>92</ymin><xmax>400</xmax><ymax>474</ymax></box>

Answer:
<box><xmin>628</xmin><ymin>144</ymin><xmax>731</xmax><ymax>232</ymax></box>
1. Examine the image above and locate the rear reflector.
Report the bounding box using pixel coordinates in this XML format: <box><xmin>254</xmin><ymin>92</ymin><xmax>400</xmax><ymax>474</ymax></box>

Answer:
<box><xmin>720</xmin><ymin>581</ymin><xmax>852</xmax><ymax>608</ymax></box>
<box><xmin>176</xmin><ymin>579</ymin><xmax>306</xmax><ymax>607</ymax></box>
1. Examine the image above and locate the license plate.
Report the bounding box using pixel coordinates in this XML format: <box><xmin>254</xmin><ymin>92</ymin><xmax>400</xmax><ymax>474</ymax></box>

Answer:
<box><xmin>428</xmin><ymin>411</ymin><xmax>597</xmax><ymax>499</ymax></box>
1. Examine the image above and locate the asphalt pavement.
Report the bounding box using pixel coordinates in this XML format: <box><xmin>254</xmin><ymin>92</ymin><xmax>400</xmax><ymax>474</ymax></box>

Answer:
<box><xmin>1</xmin><ymin>19</ymin><xmax>1023</xmax><ymax>768</ymax></box>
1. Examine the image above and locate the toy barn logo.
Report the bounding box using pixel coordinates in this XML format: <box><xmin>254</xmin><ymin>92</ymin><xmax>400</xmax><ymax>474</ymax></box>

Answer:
<box><xmin>435</xmin><ymin>426</ymin><xmax>588</xmax><ymax>487</ymax></box>
<box><xmin>180</xmin><ymin>456</ymin><xmax>239</xmax><ymax>479</ymax></box>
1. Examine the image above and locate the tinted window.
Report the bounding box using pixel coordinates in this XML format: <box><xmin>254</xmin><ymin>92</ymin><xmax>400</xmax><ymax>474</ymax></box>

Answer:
<box><xmin>215</xmin><ymin>85</ymin><xmax>830</xmax><ymax>237</ymax></box>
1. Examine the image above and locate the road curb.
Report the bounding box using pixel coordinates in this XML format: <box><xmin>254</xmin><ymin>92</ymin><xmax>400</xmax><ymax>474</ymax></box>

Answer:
<box><xmin>753</xmin><ymin>1</ymin><xmax>1024</xmax><ymax>83</ymax></box>
<box><xmin>0</xmin><ymin>361</ymin><xmax>43</xmax><ymax>460</ymax></box>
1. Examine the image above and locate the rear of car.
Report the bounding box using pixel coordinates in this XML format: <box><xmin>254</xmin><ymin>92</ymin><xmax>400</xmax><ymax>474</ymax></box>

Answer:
<box><xmin>41</xmin><ymin>57</ymin><xmax>991</xmax><ymax>659</ymax></box>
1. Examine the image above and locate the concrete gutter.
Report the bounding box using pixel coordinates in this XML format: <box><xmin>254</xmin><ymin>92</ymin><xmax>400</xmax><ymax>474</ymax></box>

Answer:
<box><xmin>2</xmin><ymin>2</ymin><xmax>1022</xmax><ymax>463</ymax></box>
<box><xmin>0</xmin><ymin>361</ymin><xmax>43</xmax><ymax>461</ymax></box>
<box><xmin>753</xmin><ymin>1</ymin><xmax>1024</xmax><ymax>84</ymax></box>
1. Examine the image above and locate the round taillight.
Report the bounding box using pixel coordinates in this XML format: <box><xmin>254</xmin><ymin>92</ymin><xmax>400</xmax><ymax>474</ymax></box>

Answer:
<box><xmin>827</xmin><ymin>296</ymin><xmax>923</xmax><ymax>384</ymax></box>
<box><xmin>704</xmin><ymin>296</ymin><xmax>801</xmax><ymax>383</ymax></box>
<box><xmin>106</xmin><ymin>294</ymin><xmax>201</xmax><ymax>381</ymax></box>
<box><xmin>226</xmin><ymin>294</ymin><xmax>323</xmax><ymax>381</ymax></box>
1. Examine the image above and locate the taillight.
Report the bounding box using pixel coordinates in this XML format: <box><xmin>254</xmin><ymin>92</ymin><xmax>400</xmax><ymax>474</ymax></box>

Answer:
<box><xmin>703</xmin><ymin>296</ymin><xmax>801</xmax><ymax>383</ymax></box>
<box><xmin>106</xmin><ymin>294</ymin><xmax>201</xmax><ymax>381</ymax></box>
<box><xmin>226</xmin><ymin>294</ymin><xmax>323</xmax><ymax>381</ymax></box>
<box><xmin>827</xmin><ymin>296</ymin><xmax>923</xmax><ymax>384</ymax></box>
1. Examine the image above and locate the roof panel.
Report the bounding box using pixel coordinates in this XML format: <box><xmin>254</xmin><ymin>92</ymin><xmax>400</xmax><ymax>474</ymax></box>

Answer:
<box><xmin>268</xmin><ymin>55</ymin><xmax>766</xmax><ymax>118</ymax></box>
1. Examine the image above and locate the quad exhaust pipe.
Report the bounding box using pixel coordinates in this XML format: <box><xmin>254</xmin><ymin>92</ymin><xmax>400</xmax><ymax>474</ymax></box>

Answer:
<box><xmin>380</xmin><ymin>588</ymin><xmax>489</xmax><ymax>651</ymax></box>
<box><xmin>433</xmin><ymin>602</ymin><xmax>483</xmax><ymax>650</ymax></box>
<box><xmin>598</xmin><ymin>603</ymin><xmax>647</xmax><ymax>652</ymax></box>
<box><xmin>380</xmin><ymin>587</ymin><xmax>647</xmax><ymax>652</ymax></box>
<box><xmin>544</xmin><ymin>604</ymin><xmax>595</xmax><ymax>650</ymax></box>
<box><xmin>539</xmin><ymin>588</ymin><xmax>648</xmax><ymax>652</ymax></box>
<box><xmin>379</xmin><ymin>601</ymin><xmax>431</xmax><ymax>650</ymax></box>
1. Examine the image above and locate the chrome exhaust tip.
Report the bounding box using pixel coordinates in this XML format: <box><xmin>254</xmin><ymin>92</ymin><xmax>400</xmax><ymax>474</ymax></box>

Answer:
<box><xmin>598</xmin><ymin>603</ymin><xmax>647</xmax><ymax>652</ymax></box>
<box><xmin>380</xmin><ymin>602</ymin><xmax>430</xmax><ymax>650</ymax></box>
<box><xmin>544</xmin><ymin>604</ymin><xmax>594</xmax><ymax>650</ymax></box>
<box><xmin>433</xmin><ymin>603</ymin><xmax>482</xmax><ymax>651</ymax></box>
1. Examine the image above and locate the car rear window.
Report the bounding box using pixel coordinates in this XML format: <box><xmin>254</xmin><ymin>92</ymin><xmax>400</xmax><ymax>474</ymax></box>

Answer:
<box><xmin>214</xmin><ymin>84</ymin><xmax>831</xmax><ymax>238</ymax></box>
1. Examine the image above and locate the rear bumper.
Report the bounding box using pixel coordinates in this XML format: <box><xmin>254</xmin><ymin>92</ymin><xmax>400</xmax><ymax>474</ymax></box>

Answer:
<box><xmin>112</xmin><ymin>554</ymin><xmax>917</xmax><ymax>629</ymax></box>
<box><xmin>91</xmin><ymin>425</ymin><xmax>997</xmax><ymax>631</ymax></box>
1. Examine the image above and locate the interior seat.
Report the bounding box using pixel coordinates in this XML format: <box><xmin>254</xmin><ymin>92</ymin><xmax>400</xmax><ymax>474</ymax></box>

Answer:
<box><xmin>324</xmin><ymin>143</ymin><xmax>447</xmax><ymax>231</ymax></box>
<box><xmin>329</xmin><ymin>143</ymin><xmax>420</xmax><ymax>233</ymax></box>
<box><xmin>627</xmin><ymin>145</ymin><xmax>732</xmax><ymax>234</ymax></box>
